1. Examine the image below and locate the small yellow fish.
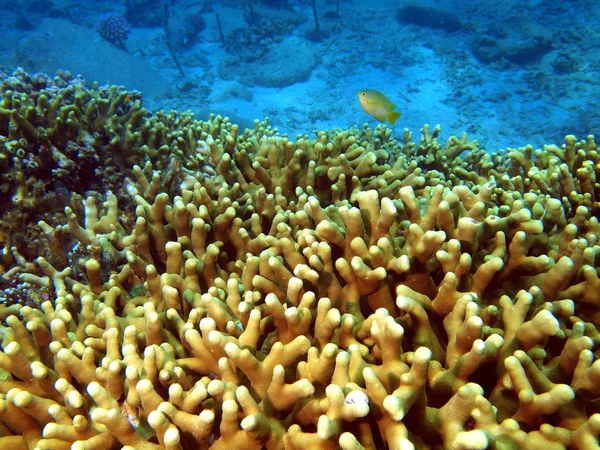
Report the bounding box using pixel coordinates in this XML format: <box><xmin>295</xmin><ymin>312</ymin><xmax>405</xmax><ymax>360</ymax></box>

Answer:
<box><xmin>357</xmin><ymin>90</ymin><xmax>401</xmax><ymax>125</ymax></box>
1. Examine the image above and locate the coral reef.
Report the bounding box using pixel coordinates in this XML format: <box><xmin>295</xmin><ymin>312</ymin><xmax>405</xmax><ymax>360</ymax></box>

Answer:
<box><xmin>167</xmin><ymin>5</ymin><xmax>207</xmax><ymax>50</ymax></box>
<box><xmin>223</xmin><ymin>6</ymin><xmax>306</xmax><ymax>63</ymax></box>
<box><xmin>96</xmin><ymin>13</ymin><xmax>132</xmax><ymax>50</ymax></box>
<box><xmin>1</xmin><ymin>70</ymin><xmax>600</xmax><ymax>449</ymax></box>
<box><xmin>0</xmin><ymin>67</ymin><xmax>220</xmax><ymax>269</ymax></box>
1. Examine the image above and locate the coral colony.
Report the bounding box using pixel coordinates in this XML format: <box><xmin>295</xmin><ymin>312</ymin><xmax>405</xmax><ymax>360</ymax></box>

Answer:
<box><xmin>96</xmin><ymin>14</ymin><xmax>132</xmax><ymax>50</ymax></box>
<box><xmin>1</xmin><ymin>68</ymin><xmax>600</xmax><ymax>450</ymax></box>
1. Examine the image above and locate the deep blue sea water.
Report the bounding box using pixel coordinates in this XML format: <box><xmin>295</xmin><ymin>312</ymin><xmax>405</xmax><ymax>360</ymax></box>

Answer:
<box><xmin>1</xmin><ymin>0</ymin><xmax>599</xmax><ymax>151</ymax></box>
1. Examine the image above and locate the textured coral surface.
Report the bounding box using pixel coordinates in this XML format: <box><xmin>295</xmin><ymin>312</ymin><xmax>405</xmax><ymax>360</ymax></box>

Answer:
<box><xmin>1</xmin><ymin>70</ymin><xmax>600</xmax><ymax>449</ymax></box>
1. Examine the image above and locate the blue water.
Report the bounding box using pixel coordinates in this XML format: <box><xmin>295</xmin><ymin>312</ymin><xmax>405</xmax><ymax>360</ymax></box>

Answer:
<box><xmin>1</xmin><ymin>0</ymin><xmax>599</xmax><ymax>151</ymax></box>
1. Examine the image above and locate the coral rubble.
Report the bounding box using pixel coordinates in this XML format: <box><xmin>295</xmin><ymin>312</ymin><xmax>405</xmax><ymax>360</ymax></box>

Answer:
<box><xmin>1</xmin><ymin>70</ymin><xmax>600</xmax><ymax>449</ymax></box>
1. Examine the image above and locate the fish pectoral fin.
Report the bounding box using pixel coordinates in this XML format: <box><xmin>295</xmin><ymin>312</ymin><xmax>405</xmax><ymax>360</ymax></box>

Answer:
<box><xmin>387</xmin><ymin>111</ymin><xmax>401</xmax><ymax>125</ymax></box>
<box><xmin>373</xmin><ymin>114</ymin><xmax>386</xmax><ymax>122</ymax></box>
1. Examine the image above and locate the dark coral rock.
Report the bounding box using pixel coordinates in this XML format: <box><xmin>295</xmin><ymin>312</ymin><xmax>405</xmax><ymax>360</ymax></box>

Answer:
<box><xmin>48</xmin><ymin>8</ymin><xmax>68</xmax><ymax>19</ymax></box>
<box><xmin>503</xmin><ymin>35</ymin><xmax>552</xmax><ymax>64</ymax></box>
<box><xmin>472</xmin><ymin>36</ymin><xmax>501</xmax><ymax>64</ymax></box>
<box><xmin>15</xmin><ymin>16</ymin><xmax>35</xmax><ymax>31</ymax></box>
<box><xmin>27</xmin><ymin>0</ymin><xmax>54</xmax><ymax>13</ymax></box>
<box><xmin>397</xmin><ymin>4</ymin><xmax>462</xmax><ymax>32</ymax></box>
<box><xmin>168</xmin><ymin>6</ymin><xmax>207</xmax><ymax>49</ymax></box>
<box><xmin>552</xmin><ymin>53</ymin><xmax>579</xmax><ymax>75</ymax></box>
<box><xmin>305</xmin><ymin>26</ymin><xmax>331</xmax><ymax>42</ymax></box>
<box><xmin>485</xmin><ymin>24</ymin><xmax>509</xmax><ymax>40</ymax></box>
<box><xmin>125</xmin><ymin>0</ymin><xmax>163</xmax><ymax>27</ymax></box>
<box><xmin>323</xmin><ymin>11</ymin><xmax>342</xmax><ymax>20</ymax></box>
<box><xmin>472</xmin><ymin>34</ymin><xmax>552</xmax><ymax>66</ymax></box>
<box><xmin>225</xmin><ymin>28</ymin><xmax>269</xmax><ymax>62</ymax></box>
<box><xmin>261</xmin><ymin>0</ymin><xmax>289</xmax><ymax>8</ymax></box>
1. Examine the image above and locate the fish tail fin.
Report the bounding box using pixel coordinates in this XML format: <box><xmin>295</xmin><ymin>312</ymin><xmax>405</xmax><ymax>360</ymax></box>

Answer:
<box><xmin>387</xmin><ymin>111</ymin><xmax>401</xmax><ymax>125</ymax></box>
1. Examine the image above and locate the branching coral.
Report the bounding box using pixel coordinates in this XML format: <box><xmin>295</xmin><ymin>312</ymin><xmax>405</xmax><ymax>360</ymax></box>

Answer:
<box><xmin>1</xmin><ymin>70</ymin><xmax>600</xmax><ymax>449</ymax></box>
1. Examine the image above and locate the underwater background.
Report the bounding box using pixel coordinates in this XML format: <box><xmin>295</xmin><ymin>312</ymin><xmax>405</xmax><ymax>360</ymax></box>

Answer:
<box><xmin>1</xmin><ymin>0</ymin><xmax>598</xmax><ymax>151</ymax></box>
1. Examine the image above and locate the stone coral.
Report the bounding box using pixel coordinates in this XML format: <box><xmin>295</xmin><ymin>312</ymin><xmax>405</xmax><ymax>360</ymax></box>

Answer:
<box><xmin>96</xmin><ymin>13</ymin><xmax>132</xmax><ymax>50</ymax></box>
<box><xmin>1</xmin><ymin>71</ymin><xmax>600</xmax><ymax>449</ymax></box>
